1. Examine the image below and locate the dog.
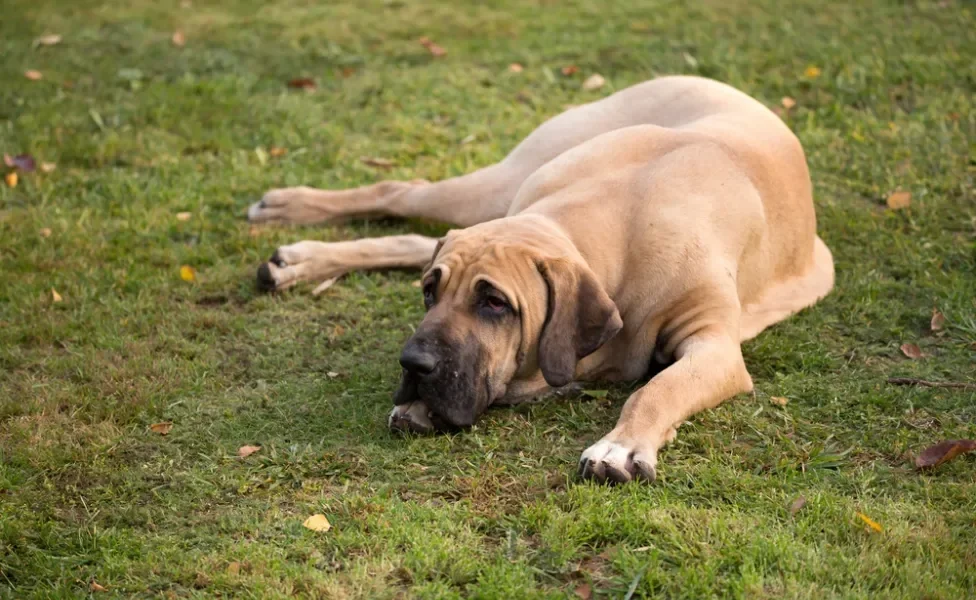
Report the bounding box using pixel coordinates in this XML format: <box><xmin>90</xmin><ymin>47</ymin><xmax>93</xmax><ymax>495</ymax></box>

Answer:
<box><xmin>249</xmin><ymin>76</ymin><xmax>834</xmax><ymax>484</ymax></box>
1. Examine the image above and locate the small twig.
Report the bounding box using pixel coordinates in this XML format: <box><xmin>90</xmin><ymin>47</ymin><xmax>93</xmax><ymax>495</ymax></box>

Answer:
<box><xmin>887</xmin><ymin>377</ymin><xmax>976</xmax><ymax>390</ymax></box>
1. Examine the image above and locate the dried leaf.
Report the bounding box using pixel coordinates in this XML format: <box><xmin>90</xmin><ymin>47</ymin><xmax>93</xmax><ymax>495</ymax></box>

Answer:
<box><xmin>237</xmin><ymin>445</ymin><xmax>261</xmax><ymax>458</ymax></box>
<box><xmin>770</xmin><ymin>396</ymin><xmax>789</xmax><ymax>407</ymax></box>
<box><xmin>150</xmin><ymin>421</ymin><xmax>173</xmax><ymax>435</ymax></box>
<box><xmin>287</xmin><ymin>77</ymin><xmax>316</xmax><ymax>90</ymax></box>
<box><xmin>930</xmin><ymin>308</ymin><xmax>945</xmax><ymax>332</ymax></box>
<box><xmin>40</xmin><ymin>227</ymin><xmax>52</xmax><ymax>237</ymax></box>
<box><xmin>180</xmin><ymin>265</ymin><xmax>196</xmax><ymax>282</ymax></box>
<box><xmin>915</xmin><ymin>439</ymin><xmax>976</xmax><ymax>469</ymax></box>
<box><xmin>226</xmin><ymin>562</ymin><xmax>241</xmax><ymax>576</ymax></box>
<box><xmin>51</xmin><ymin>288</ymin><xmax>62</xmax><ymax>303</ymax></box>
<box><xmin>788</xmin><ymin>496</ymin><xmax>807</xmax><ymax>516</ymax></box>
<box><xmin>419</xmin><ymin>37</ymin><xmax>447</xmax><ymax>57</ymax></box>
<box><xmin>886</xmin><ymin>191</ymin><xmax>911</xmax><ymax>210</ymax></box>
<box><xmin>339</xmin><ymin>67</ymin><xmax>356</xmax><ymax>78</ymax></box>
<box><xmin>900</xmin><ymin>342</ymin><xmax>923</xmax><ymax>359</ymax></box>
<box><xmin>781</xmin><ymin>96</ymin><xmax>796</xmax><ymax>109</ymax></box>
<box><xmin>360</xmin><ymin>156</ymin><xmax>395</xmax><ymax>169</ymax></box>
<box><xmin>582</xmin><ymin>389</ymin><xmax>608</xmax><ymax>400</ymax></box>
<box><xmin>4</xmin><ymin>153</ymin><xmax>36</xmax><ymax>172</ymax></box>
<box><xmin>269</xmin><ymin>146</ymin><xmax>287</xmax><ymax>158</ymax></box>
<box><xmin>303</xmin><ymin>514</ymin><xmax>331</xmax><ymax>532</ymax></box>
<box><xmin>561</xmin><ymin>65</ymin><xmax>579</xmax><ymax>76</ymax></box>
<box><xmin>327</xmin><ymin>372</ymin><xmax>339</xmax><ymax>378</ymax></box>
<box><xmin>193</xmin><ymin>573</ymin><xmax>211</xmax><ymax>589</ymax></box>
<box><xmin>176</xmin><ymin>212</ymin><xmax>192</xmax><ymax>221</ymax></box>
<box><xmin>508</xmin><ymin>63</ymin><xmax>523</xmax><ymax>73</ymax></box>
<box><xmin>4</xmin><ymin>172</ymin><xmax>17</xmax><ymax>188</ymax></box>
<box><xmin>804</xmin><ymin>65</ymin><xmax>821</xmax><ymax>78</ymax></box>
<box><xmin>24</xmin><ymin>70</ymin><xmax>43</xmax><ymax>80</ymax></box>
<box><xmin>40</xmin><ymin>161</ymin><xmax>56</xmax><ymax>172</ymax></box>
<box><xmin>171</xmin><ymin>30</ymin><xmax>186</xmax><ymax>47</ymax></box>
<box><xmin>856</xmin><ymin>512</ymin><xmax>882</xmax><ymax>533</ymax></box>
<box><xmin>248</xmin><ymin>225</ymin><xmax>261</xmax><ymax>237</ymax></box>
<box><xmin>35</xmin><ymin>34</ymin><xmax>62</xmax><ymax>47</ymax></box>
<box><xmin>581</xmin><ymin>74</ymin><xmax>605</xmax><ymax>91</ymax></box>
<box><xmin>574</xmin><ymin>583</ymin><xmax>593</xmax><ymax>599</ymax></box>
<box><xmin>254</xmin><ymin>147</ymin><xmax>268</xmax><ymax>166</ymax></box>
<box><xmin>89</xmin><ymin>581</ymin><xmax>107</xmax><ymax>592</ymax></box>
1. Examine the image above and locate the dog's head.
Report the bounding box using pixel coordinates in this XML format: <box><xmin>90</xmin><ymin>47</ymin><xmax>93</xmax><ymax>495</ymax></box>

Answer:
<box><xmin>392</xmin><ymin>218</ymin><xmax>622</xmax><ymax>430</ymax></box>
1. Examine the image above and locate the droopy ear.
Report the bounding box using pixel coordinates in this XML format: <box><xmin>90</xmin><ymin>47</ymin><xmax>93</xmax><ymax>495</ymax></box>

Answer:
<box><xmin>424</xmin><ymin>237</ymin><xmax>446</xmax><ymax>272</ymax></box>
<box><xmin>537</xmin><ymin>258</ymin><xmax>623</xmax><ymax>388</ymax></box>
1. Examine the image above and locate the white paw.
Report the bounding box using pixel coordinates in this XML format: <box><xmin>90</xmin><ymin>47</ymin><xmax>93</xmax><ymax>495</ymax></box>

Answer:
<box><xmin>255</xmin><ymin>241</ymin><xmax>343</xmax><ymax>293</ymax></box>
<box><xmin>389</xmin><ymin>402</ymin><xmax>435</xmax><ymax>434</ymax></box>
<box><xmin>578</xmin><ymin>435</ymin><xmax>658</xmax><ymax>484</ymax></box>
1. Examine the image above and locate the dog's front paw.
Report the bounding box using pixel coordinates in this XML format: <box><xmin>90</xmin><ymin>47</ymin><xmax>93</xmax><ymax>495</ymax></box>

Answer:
<box><xmin>578</xmin><ymin>433</ymin><xmax>658</xmax><ymax>484</ymax></box>
<box><xmin>256</xmin><ymin>241</ymin><xmax>345</xmax><ymax>294</ymax></box>
<box><xmin>388</xmin><ymin>402</ymin><xmax>436</xmax><ymax>434</ymax></box>
<box><xmin>248</xmin><ymin>187</ymin><xmax>338</xmax><ymax>224</ymax></box>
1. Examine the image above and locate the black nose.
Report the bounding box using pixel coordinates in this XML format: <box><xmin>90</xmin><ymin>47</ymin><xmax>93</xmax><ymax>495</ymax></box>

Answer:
<box><xmin>399</xmin><ymin>343</ymin><xmax>439</xmax><ymax>375</ymax></box>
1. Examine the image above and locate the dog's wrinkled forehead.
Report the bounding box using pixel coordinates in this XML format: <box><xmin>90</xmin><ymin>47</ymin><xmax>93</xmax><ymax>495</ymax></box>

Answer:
<box><xmin>426</xmin><ymin>233</ymin><xmax>537</xmax><ymax>302</ymax></box>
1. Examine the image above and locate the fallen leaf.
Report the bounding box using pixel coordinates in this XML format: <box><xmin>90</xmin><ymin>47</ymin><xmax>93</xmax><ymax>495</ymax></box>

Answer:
<box><xmin>781</xmin><ymin>96</ymin><xmax>796</xmax><ymax>109</ymax></box>
<box><xmin>574</xmin><ymin>583</ymin><xmax>593</xmax><ymax>599</ymax></box>
<box><xmin>180</xmin><ymin>265</ymin><xmax>196</xmax><ymax>282</ymax></box>
<box><xmin>237</xmin><ymin>445</ymin><xmax>261</xmax><ymax>458</ymax></box>
<box><xmin>419</xmin><ymin>36</ymin><xmax>447</xmax><ymax>57</ymax></box>
<box><xmin>582</xmin><ymin>389</ymin><xmax>608</xmax><ymax>400</ymax></box>
<box><xmin>4</xmin><ymin>153</ymin><xmax>36</xmax><ymax>171</ymax></box>
<box><xmin>915</xmin><ymin>439</ymin><xmax>976</xmax><ymax>469</ymax></box>
<box><xmin>150</xmin><ymin>421</ymin><xmax>173</xmax><ymax>435</ymax></box>
<box><xmin>176</xmin><ymin>211</ymin><xmax>192</xmax><ymax>221</ymax></box>
<box><xmin>930</xmin><ymin>308</ymin><xmax>945</xmax><ymax>332</ymax></box>
<box><xmin>508</xmin><ymin>63</ymin><xmax>523</xmax><ymax>73</ymax></box>
<box><xmin>51</xmin><ymin>288</ymin><xmax>62</xmax><ymax>303</ymax></box>
<box><xmin>339</xmin><ymin>67</ymin><xmax>356</xmax><ymax>78</ymax></box>
<box><xmin>360</xmin><ymin>156</ymin><xmax>395</xmax><ymax>169</ymax></box>
<box><xmin>40</xmin><ymin>161</ymin><xmax>56</xmax><ymax>172</ymax></box>
<box><xmin>269</xmin><ymin>146</ymin><xmax>287</xmax><ymax>158</ymax></box>
<box><xmin>287</xmin><ymin>77</ymin><xmax>316</xmax><ymax>90</ymax></box>
<box><xmin>886</xmin><ymin>191</ymin><xmax>911</xmax><ymax>210</ymax></box>
<box><xmin>171</xmin><ymin>30</ymin><xmax>186</xmax><ymax>47</ymax></box>
<box><xmin>303</xmin><ymin>514</ymin><xmax>331</xmax><ymax>532</ymax></box>
<box><xmin>254</xmin><ymin>147</ymin><xmax>268</xmax><ymax>166</ymax></box>
<box><xmin>4</xmin><ymin>172</ymin><xmax>17</xmax><ymax>188</ymax></box>
<box><xmin>770</xmin><ymin>396</ymin><xmax>789</xmax><ymax>407</ymax></box>
<box><xmin>804</xmin><ymin>65</ymin><xmax>821</xmax><ymax>78</ymax></box>
<box><xmin>327</xmin><ymin>372</ymin><xmax>339</xmax><ymax>378</ymax></box>
<box><xmin>248</xmin><ymin>225</ymin><xmax>261</xmax><ymax>237</ymax></box>
<box><xmin>24</xmin><ymin>70</ymin><xmax>43</xmax><ymax>80</ymax></box>
<box><xmin>40</xmin><ymin>227</ymin><xmax>52</xmax><ymax>237</ymax></box>
<box><xmin>226</xmin><ymin>562</ymin><xmax>241</xmax><ymax>576</ymax></box>
<box><xmin>582</xmin><ymin>74</ymin><xmax>605</xmax><ymax>91</ymax></box>
<box><xmin>561</xmin><ymin>65</ymin><xmax>579</xmax><ymax>76</ymax></box>
<box><xmin>856</xmin><ymin>512</ymin><xmax>882</xmax><ymax>533</ymax></box>
<box><xmin>788</xmin><ymin>496</ymin><xmax>807</xmax><ymax>517</ymax></box>
<box><xmin>193</xmin><ymin>573</ymin><xmax>210</xmax><ymax>589</ymax></box>
<box><xmin>90</xmin><ymin>581</ymin><xmax>107</xmax><ymax>592</ymax></box>
<box><xmin>900</xmin><ymin>342</ymin><xmax>923</xmax><ymax>359</ymax></box>
<box><xmin>35</xmin><ymin>34</ymin><xmax>62</xmax><ymax>47</ymax></box>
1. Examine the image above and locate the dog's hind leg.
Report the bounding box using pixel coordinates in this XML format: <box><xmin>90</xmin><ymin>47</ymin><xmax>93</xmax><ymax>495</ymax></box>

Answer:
<box><xmin>256</xmin><ymin>235</ymin><xmax>438</xmax><ymax>294</ymax></box>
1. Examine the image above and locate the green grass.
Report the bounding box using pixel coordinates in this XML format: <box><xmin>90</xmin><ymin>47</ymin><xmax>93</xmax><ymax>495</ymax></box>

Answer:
<box><xmin>2</xmin><ymin>0</ymin><xmax>975</xmax><ymax>597</ymax></box>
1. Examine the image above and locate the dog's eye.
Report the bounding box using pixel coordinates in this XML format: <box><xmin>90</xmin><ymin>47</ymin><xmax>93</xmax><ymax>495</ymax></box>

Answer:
<box><xmin>483</xmin><ymin>295</ymin><xmax>509</xmax><ymax>314</ymax></box>
<box><xmin>422</xmin><ymin>283</ymin><xmax>435</xmax><ymax>308</ymax></box>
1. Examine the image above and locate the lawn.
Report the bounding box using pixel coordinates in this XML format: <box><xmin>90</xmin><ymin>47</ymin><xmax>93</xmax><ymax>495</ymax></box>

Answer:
<box><xmin>1</xmin><ymin>0</ymin><xmax>975</xmax><ymax>597</ymax></box>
